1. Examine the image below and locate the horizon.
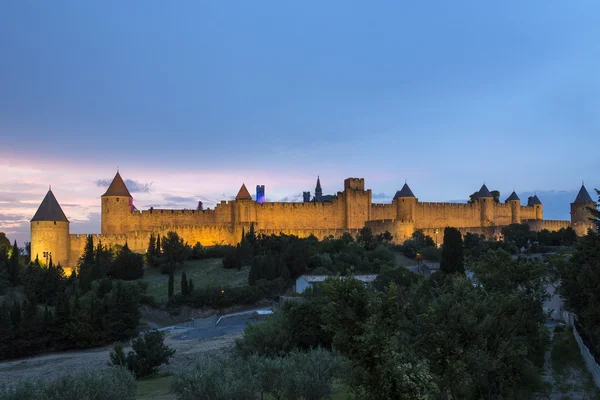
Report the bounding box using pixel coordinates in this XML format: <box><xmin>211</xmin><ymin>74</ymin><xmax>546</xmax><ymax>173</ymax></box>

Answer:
<box><xmin>1</xmin><ymin>1</ymin><xmax>599</xmax><ymax>245</ymax></box>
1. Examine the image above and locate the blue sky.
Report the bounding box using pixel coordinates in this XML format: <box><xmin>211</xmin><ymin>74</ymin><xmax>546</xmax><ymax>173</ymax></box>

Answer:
<box><xmin>0</xmin><ymin>1</ymin><xmax>598</xmax><ymax>245</ymax></box>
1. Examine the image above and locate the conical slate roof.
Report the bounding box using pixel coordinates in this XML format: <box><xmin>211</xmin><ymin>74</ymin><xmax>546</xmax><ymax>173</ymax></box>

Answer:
<box><xmin>102</xmin><ymin>172</ymin><xmax>132</xmax><ymax>197</ymax></box>
<box><xmin>477</xmin><ymin>184</ymin><xmax>493</xmax><ymax>198</ymax></box>
<box><xmin>31</xmin><ymin>190</ymin><xmax>69</xmax><ymax>223</ymax></box>
<box><xmin>315</xmin><ymin>176</ymin><xmax>322</xmax><ymax>191</ymax></box>
<box><xmin>236</xmin><ymin>184</ymin><xmax>252</xmax><ymax>200</ymax></box>
<box><xmin>573</xmin><ymin>184</ymin><xmax>594</xmax><ymax>204</ymax></box>
<box><xmin>394</xmin><ymin>183</ymin><xmax>415</xmax><ymax>199</ymax></box>
<box><xmin>528</xmin><ymin>195</ymin><xmax>542</xmax><ymax>206</ymax></box>
<box><xmin>505</xmin><ymin>191</ymin><xmax>520</xmax><ymax>202</ymax></box>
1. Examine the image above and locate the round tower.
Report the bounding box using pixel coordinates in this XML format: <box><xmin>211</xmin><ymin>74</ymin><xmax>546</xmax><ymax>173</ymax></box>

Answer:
<box><xmin>571</xmin><ymin>184</ymin><xmax>596</xmax><ymax>236</ymax></box>
<box><xmin>477</xmin><ymin>184</ymin><xmax>494</xmax><ymax>226</ymax></box>
<box><xmin>30</xmin><ymin>188</ymin><xmax>70</xmax><ymax>266</ymax></box>
<box><xmin>393</xmin><ymin>182</ymin><xmax>417</xmax><ymax>221</ymax></box>
<box><xmin>101</xmin><ymin>171</ymin><xmax>133</xmax><ymax>234</ymax></box>
<box><xmin>527</xmin><ymin>194</ymin><xmax>543</xmax><ymax>220</ymax></box>
<box><xmin>505</xmin><ymin>191</ymin><xmax>521</xmax><ymax>224</ymax></box>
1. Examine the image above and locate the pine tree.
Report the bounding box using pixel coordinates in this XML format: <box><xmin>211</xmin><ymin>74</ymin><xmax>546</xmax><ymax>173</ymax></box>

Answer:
<box><xmin>181</xmin><ymin>271</ymin><xmax>189</xmax><ymax>296</ymax></box>
<box><xmin>440</xmin><ymin>227</ymin><xmax>465</xmax><ymax>275</ymax></box>
<box><xmin>8</xmin><ymin>241</ymin><xmax>20</xmax><ymax>286</ymax></box>
<box><xmin>78</xmin><ymin>235</ymin><xmax>95</xmax><ymax>292</ymax></box>
<box><xmin>147</xmin><ymin>234</ymin><xmax>157</xmax><ymax>266</ymax></box>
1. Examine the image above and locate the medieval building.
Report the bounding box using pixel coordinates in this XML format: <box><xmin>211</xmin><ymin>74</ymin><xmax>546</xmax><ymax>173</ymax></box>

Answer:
<box><xmin>30</xmin><ymin>171</ymin><xmax>596</xmax><ymax>267</ymax></box>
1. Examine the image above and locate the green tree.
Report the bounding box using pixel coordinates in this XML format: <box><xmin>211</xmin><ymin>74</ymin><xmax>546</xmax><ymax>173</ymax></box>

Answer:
<box><xmin>78</xmin><ymin>235</ymin><xmax>95</xmax><ymax>292</ymax></box>
<box><xmin>161</xmin><ymin>232</ymin><xmax>186</xmax><ymax>299</ymax></box>
<box><xmin>110</xmin><ymin>242</ymin><xmax>144</xmax><ymax>280</ymax></box>
<box><xmin>558</xmin><ymin>230</ymin><xmax>600</xmax><ymax>350</ymax></box>
<box><xmin>8</xmin><ymin>241</ymin><xmax>20</xmax><ymax>286</ymax></box>
<box><xmin>502</xmin><ymin>223</ymin><xmax>534</xmax><ymax>249</ymax></box>
<box><xmin>146</xmin><ymin>234</ymin><xmax>157</xmax><ymax>266</ymax></box>
<box><xmin>357</xmin><ymin>227</ymin><xmax>376</xmax><ymax>251</ymax></box>
<box><xmin>440</xmin><ymin>227</ymin><xmax>464</xmax><ymax>274</ymax></box>
<box><xmin>181</xmin><ymin>271</ymin><xmax>189</xmax><ymax>296</ymax></box>
<box><xmin>110</xmin><ymin>330</ymin><xmax>175</xmax><ymax>379</ymax></box>
<box><xmin>590</xmin><ymin>189</ymin><xmax>600</xmax><ymax>232</ymax></box>
<box><xmin>0</xmin><ymin>233</ymin><xmax>10</xmax><ymax>255</ymax></box>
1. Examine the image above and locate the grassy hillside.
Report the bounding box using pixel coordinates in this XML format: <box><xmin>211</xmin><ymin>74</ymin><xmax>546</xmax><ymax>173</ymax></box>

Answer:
<box><xmin>141</xmin><ymin>258</ymin><xmax>249</xmax><ymax>304</ymax></box>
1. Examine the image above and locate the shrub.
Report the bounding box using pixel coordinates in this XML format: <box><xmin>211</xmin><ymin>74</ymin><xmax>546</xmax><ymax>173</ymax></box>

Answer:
<box><xmin>419</xmin><ymin>246</ymin><xmax>442</xmax><ymax>262</ymax></box>
<box><xmin>110</xmin><ymin>330</ymin><xmax>175</xmax><ymax>379</ymax></box>
<box><xmin>0</xmin><ymin>367</ymin><xmax>136</xmax><ymax>400</ymax></box>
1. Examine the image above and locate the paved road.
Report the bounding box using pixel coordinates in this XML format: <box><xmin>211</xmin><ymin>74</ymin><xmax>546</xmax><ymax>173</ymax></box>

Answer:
<box><xmin>170</xmin><ymin>312</ymin><xmax>269</xmax><ymax>340</ymax></box>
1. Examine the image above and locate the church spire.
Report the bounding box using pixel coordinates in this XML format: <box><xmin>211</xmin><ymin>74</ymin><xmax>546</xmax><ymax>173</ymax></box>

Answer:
<box><xmin>315</xmin><ymin>176</ymin><xmax>323</xmax><ymax>202</ymax></box>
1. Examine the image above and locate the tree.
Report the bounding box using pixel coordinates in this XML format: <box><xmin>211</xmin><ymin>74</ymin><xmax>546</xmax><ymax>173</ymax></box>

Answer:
<box><xmin>161</xmin><ymin>232</ymin><xmax>186</xmax><ymax>300</ymax></box>
<box><xmin>502</xmin><ymin>223</ymin><xmax>534</xmax><ymax>250</ymax></box>
<box><xmin>110</xmin><ymin>330</ymin><xmax>175</xmax><ymax>379</ymax></box>
<box><xmin>146</xmin><ymin>234</ymin><xmax>157</xmax><ymax>266</ymax></box>
<box><xmin>589</xmin><ymin>189</ymin><xmax>600</xmax><ymax>232</ymax></box>
<box><xmin>110</xmin><ymin>242</ymin><xmax>144</xmax><ymax>280</ymax></box>
<box><xmin>0</xmin><ymin>233</ymin><xmax>10</xmax><ymax>255</ymax></box>
<box><xmin>8</xmin><ymin>241</ymin><xmax>20</xmax><ymax>286</ymax></box>
<box><xmin>197</xmin><ymin>201</ymin><xmax>203</xmax><ymax>211</ymax></box>
<box><xmin>181</xmin><ymin>271</ymin><xmax>189</xmax><ymax>296</ymax></box>
<box><xmin>440</xmin><ymin>227</ymin><xmax>464</xmax><ymax>274</ymax></box>
<box><xmin>357</xmin><ymin>227</ymin><xmax>376</xmax><ymax>251</ymax></box>
<box><xmin>78</xmin><ymin>235</ymin><xmax>95</xmax><ymax>292</ymax></box>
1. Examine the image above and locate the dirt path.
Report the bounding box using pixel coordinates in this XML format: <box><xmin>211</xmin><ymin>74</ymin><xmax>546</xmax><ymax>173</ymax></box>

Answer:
<box><xmin>0</xmin><ymin>332</ymin><xmax>242</xmax><ymax>387</ymax></box>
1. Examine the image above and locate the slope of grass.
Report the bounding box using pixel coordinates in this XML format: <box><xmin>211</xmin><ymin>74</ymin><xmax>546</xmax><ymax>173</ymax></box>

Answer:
<box><xmin>141</xmin><ymin>258</ymin><xmax>249</xmax><ymax>304</ymax></box>
<box><xmin>551</xmin><ymin>326</ymin><xmax>600</xmax><ymax>398</ymax></box>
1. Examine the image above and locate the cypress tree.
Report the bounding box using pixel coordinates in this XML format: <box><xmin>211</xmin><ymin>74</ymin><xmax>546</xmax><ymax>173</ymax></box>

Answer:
<box><xmin>168</xmin><ymin>266</ymin><xmax>174</xmax><ymax>300</ymax></box>
<box><xmin>181</xmin><ymin>271</ymin><xmax>189</xmax><ymax>296</ymax></box>
<box><xmin>440</xmin><ymin>227</ymin><xmax>465</xmax><ymax>275</ymax></box>
<box><xmin>34</xmin><ymin>254</ymin><xmax>40</xmax><ymax>266</ymax></box>
<box><xmin>248</xmin><ymin>258</ymin><xmax>258</xmax><ymax>286</ymax></box>
<box><xmin>147</xmin><ymin>234</ymin><xmax>156</xmax><ymax>265</ymax></box>
<box><xmin>8</xmin><ymin>241</ymin><xmax>20</xmax><ymax>286</ymax></box>
<box><xmin>156</xmin><ymin>235</ymin><xmax>162</xmax><ymax>257</ymax></box>
<box><xmin>78</xmin><ymin>235</ymin><xmax>95</xmax><ymax>292</ymax></box>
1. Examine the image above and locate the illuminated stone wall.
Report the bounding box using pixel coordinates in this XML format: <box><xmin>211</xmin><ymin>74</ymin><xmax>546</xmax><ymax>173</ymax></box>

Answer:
<box><xmin>40</xmin><ymin>176</ymin><xmax>578</xmax><ymax>269</ymax></box>
<box><xmin>31</xmin><ymin>220</ymin><xmax>70</xmax><ymax>267</ymax></box>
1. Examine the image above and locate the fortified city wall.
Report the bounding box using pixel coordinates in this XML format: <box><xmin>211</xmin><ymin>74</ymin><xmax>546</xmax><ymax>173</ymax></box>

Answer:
<box><xmin>31</xmin><ymin>172</ymin><xmax>593</xmax><ymax>269</ymax></box>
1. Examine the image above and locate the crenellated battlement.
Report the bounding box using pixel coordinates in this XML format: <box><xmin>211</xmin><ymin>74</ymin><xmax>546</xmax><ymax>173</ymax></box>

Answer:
<box><xmin>32</xmin><ymin>172</ymin><xmax>574</xmax><ymax>267</ymax></box>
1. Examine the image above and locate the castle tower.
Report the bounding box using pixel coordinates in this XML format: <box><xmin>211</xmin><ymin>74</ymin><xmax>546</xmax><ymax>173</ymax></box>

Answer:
<box><xmin>302</xmin><ymin>191</ymin><xmax>311</xmax><ymax>203</ymax></box>
<box><xmin>393</xmin><ymin>182</ymin><xmax>417</xmax><ymax>221</ymax></box>
<box><xmin>30</xmin><ymin>188</ymin><xmax>70</xmax><ymax>266</ymax></box>
<box><xmin>342</xmin><ymin>178</ymin><xmax>371</xmax><ymax>229</ymax></box>
<box><xmin>314</xmin><ymin>176</ymin><xmax>323</xmax><ymax>202</ymax></box>
<box><xmin>477</xmin><ymin>184</ymin><xmax>494</xmax><ymax>226</ymax></box>
<box><xmin>571</xmin><ymin>184</ymin><xmax>596</xmax><ymax>236</ymax></box>
<box><xmin>527</xmin><ymin>194</ymin><xmax>543</xmax><ymax>220</ymax></box>
<box><xmin>505</xmin><ymin>191</ymin><xmax>521</xmax><ymax>224</ymax></box>
<box><xmin>101</xmin><ymin>171</ymin><xmax>133</xmax><ymax>235</ymax></box>
<box><xmin>256</xmin><ymin>185</ymin><xmax>265</xmax><ymax>204</ymax></box>
<box><xmin>234</xmin><ymin>183</ymin><xmax>256</xmax><ymax>228</ymax></box>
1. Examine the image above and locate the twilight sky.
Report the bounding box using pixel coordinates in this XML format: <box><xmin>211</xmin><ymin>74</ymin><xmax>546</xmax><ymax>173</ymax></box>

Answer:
<box><xmin>1</xmin><ymin>1</ymin><xmax>599</xmax><ymax>245</ymax></box>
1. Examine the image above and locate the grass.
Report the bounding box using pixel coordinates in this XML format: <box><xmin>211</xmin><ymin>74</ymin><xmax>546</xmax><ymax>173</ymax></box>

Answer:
<box><xmin>136</xmin><ymin>374</ymin><xmax>175</xmax><ymax>399</ymax></box>
<box><xmin>141</xmin><ymin>258</ymin><xmax>249</xmax><ymax>304</ymax></box>
<box><xmin>551</xmin><ymin>327</ymin><xmax>600</xmax><ymax>398</ymax></box>
<box><xmin>136</xmin><ymin>374</ymin><xmax>353</xmax><ymax>399</ymax></box>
